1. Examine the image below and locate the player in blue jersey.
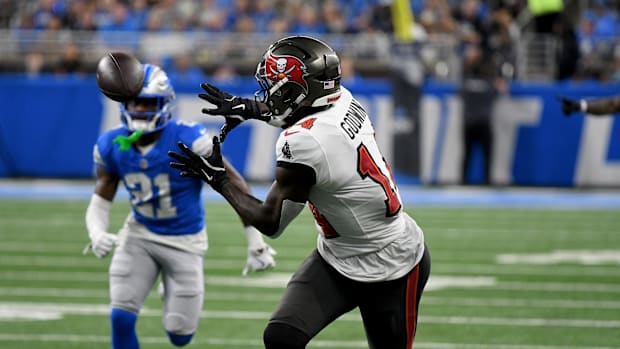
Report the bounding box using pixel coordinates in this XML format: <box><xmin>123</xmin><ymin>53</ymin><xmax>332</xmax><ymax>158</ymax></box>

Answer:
<box><xmin>85</xmin><ymin>63</ymin><xmax>276</xmax><ymax>349</ymax></box>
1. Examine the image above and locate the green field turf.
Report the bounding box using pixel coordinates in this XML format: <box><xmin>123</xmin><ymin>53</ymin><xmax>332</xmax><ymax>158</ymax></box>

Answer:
<box><xmin>0</xmin><ymin>199</ymin><xmax>619</xmax><ymax>349</ymax></box>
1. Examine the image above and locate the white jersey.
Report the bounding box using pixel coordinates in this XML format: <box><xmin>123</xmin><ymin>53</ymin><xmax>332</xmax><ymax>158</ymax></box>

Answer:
<box><xmin>275</xmin><ymin>87</ymin><xmax>425</xmax><ymax>282</ymax></box>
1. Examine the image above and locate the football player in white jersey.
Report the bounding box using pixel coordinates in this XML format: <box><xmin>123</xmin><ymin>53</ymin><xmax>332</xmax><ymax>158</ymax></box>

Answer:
<box><xmin>85</xmin><ymin>63</ymin><xmax>276</xmax><ymax>349</ymax></box>
<box><xmin>169</xmin><ymin>36</ymin><xmax>430</xmax><ymax>349</ymax></box>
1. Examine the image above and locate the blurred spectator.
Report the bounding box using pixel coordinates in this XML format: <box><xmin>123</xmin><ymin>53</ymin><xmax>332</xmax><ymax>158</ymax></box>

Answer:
<box><xmin>233</xmin><ymin>14</ymin><xmax>256</xmax><ymax>33</ymax></box>
<box><xmin>54</xmin><ymin>42</ymin><xmax>86</xmax><ymax>75</ymax></box>
<box><xmin>166</xmin><ymin>53</ymin><xmax>207</xmax><ymax>85</ymax></box>
<box><xmin>322</xmin><ymin>0</ymin><xmax>347</xmax><ymax>33</ymax></box>
<box><xmin>577</xmin><ymin>0</ymin><xmax>618</xmax><ymax>58</ymax></box>
<box><xmin>0</xmin><ymin>0</ymin><xmax>16</xmax><ymax>28</ymax></box>
<box><xmin>553</xmin><ymin>14</ymin><xmax>579</xmax><ymax>80</ymax></box>
<box><xmin>65</xmin><ymin>0</ymin><xmax>97</xmax><ymax>31</ymax></box>
<box><xmin>197</xmin><ymin>0</ymin><xmax>229</xmax><ymax>32</ymax></box>
<box><xmin>335</xmin><ymin>0</ymin><xmax>376</xmax><ymax>33</ymax></box>
<box><xmin>453</xmin><ymin>0</ymin><xmax>487</xmax><ymax>46</ymax></box>
<box><xmin>486</xmin><ymin>5</ymin><xmax>518</xmax><ymax>81</ymax></box>
<box><xmin>97</xmin><ymin>2</ymin><xmax>140</xmax><ymax>49</ymax></box>
<box><xmin>267</xmin><ymin>15</ymin><xmax>291</xmax><ymax>34</ymax></box>
<box><xmin>211</xmin><ymin>63</ymin><xmax>240</xmax><ymax>83</ymax></box>
<box><xmin>31</xmin><ymin>0</ymin><xmax>67</xmax><ymax>30</ymax></box>
<box><xmin>459</xmin><ymin>42</ymin><xmax>506</xmax><ymax>185</ymax></box>
<box><xmin>582</xmin><ymin>0</ymin><xmax>618</xmax><ymax>41</ymax></box>
<box><xmin>98</xmin><ymin>2</ymin><xmax>140</xmax><ymax>32</ymax></box>
<box><xmin>24</xmin><ymin>52</ymin><xmax>46</xmax><ymax>77</ymax></box>
<box><xmin>418</xmin><ymin>0</ymin><xmax>457</xmax><ymax>35</ymax></box>
<box><xmin>340</xmin><ymin>55</ymin><xmax>364</xmax><ymax>85</ymax></box>
<box><xmin>252</xmin><ymin>0</ymin><xmax>276</xmax><ymax>33</ymax></box>
<box><xmin>368</xmin><ymin>2</ymin><xmax>393</xmax><ymax>33</ymax></box>
<box><xmin>527</xmin><ymin>0</ymin><xmax>563</xmax><ymax>34</ymax></box>
<box><xmin>148</xmin><ymin>0</ymin><xmax>190</xmax><ymax>31</ymax></box>
<box><xmin>290</xmin><ymin>4</ymin><xmax>328</xmax><ymax>34</ymax></box>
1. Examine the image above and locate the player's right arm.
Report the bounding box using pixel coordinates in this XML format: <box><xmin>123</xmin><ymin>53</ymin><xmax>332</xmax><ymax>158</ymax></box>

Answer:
<box><xmin>560</xmin><ymin>95</ymin><xmax>620</xmax><ymax>116</ymax></box>
<box><xmin>581</xmin><ymin>95</ymin><xmax>620</xmax><ymax>115</ymax></box>
<box><xmin>85</xmin><ymin>146</ymin><xmax>121</xmax><ymax>258</ymax></box>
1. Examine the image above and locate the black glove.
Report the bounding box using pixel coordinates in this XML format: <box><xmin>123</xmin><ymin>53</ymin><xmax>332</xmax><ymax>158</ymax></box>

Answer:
<box><xmin>558</xmin><ymin>96</ymin><xmax>582</xmax><ymax>116</ymax></box>
<box><xmin>168</xmin><ymin>136</ymin><xmax>229</xmax><ymax>192</ymax></box>
<box><xmin>199</xmin><ymin>83</ymin><xmax>268</xmax><ymax>141</ymax></box>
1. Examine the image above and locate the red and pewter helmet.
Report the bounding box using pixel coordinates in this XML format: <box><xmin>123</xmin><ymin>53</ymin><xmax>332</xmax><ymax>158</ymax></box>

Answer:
<box><xmin>254</xmin><ymin>36</ymin><xmax>342</xmax><ymax>125</ymax></box>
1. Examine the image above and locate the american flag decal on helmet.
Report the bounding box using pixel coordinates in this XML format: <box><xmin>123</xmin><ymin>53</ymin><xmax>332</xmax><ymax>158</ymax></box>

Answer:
<box><xmin>323</xmin><ymin>80</ymin><xmax>335</xmax><ymax>89</ymax></box>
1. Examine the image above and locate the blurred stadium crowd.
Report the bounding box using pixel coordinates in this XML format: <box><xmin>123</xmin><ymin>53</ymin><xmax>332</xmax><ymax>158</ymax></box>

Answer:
<box><xmin>0</xmin><ymin>0</ymin><xmax>619</xmax><ymax>82</ymax></box>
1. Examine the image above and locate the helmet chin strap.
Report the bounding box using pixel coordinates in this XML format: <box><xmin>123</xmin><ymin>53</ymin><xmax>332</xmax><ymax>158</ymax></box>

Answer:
<box><xmin>266</xmin><ymin>117</ymin><xmax>286</xmax><ymax>127</ymax></box>
<box><xmin>268</xmin><ymin>92</ymin><xmax>307</xmax><ymax>128</ymax></box>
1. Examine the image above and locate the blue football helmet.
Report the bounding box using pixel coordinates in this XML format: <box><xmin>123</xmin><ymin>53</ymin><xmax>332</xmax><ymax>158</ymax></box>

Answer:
<box><xmin>120</xmin><ymin>64</ymin><xmax>175</xmax><ymax>133</ymax></box>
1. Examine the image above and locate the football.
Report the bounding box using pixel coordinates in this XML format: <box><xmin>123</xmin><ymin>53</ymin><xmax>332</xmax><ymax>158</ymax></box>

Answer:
<box><xmin>96</xmin><ymin>52</ymin><xmax>144</xmax><ymax>102</ymax></box>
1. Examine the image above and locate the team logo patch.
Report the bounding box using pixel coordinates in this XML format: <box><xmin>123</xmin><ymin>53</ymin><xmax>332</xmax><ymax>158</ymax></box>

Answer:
<box><xmin>265</xmin><ymin>54</ymin><xmax>308</xmax><ymax>92</ymax></box>
<box><xmin>281</xmin><ymin>140</ymin><xmax>292</xmax><ymax>159</ymax></box>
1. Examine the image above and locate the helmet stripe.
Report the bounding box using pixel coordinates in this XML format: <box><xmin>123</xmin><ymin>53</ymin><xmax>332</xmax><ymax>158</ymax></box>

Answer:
<box><xmin>143</xmin><ymin>64</ymin><xmax>153</xmax><ymax>88</ymax></box>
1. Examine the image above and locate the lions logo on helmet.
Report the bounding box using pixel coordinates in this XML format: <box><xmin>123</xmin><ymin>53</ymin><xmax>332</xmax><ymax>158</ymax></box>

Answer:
<box><xmin>255</xmin><ymin>36</ymin><xmax>342</xmax><ymax>125</ymax></box>
<box><xmin>120</xmin><ymin>64</ymin><xmax>176</xmax><ymax>133</ymax></box>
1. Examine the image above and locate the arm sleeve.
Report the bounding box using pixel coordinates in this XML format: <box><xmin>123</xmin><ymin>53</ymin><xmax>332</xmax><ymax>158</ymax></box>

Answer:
<box><xmin>85</xmin><ymin>193</ymin><xmax>112</xmax><ymax>240</ymax></box>
<box><xmin>270</xmin><ymin>199</ymin><xmax>306</xmax><ymax>239</ymax></box>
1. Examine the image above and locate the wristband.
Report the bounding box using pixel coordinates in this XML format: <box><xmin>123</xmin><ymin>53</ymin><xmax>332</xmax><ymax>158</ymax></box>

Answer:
<box><xmin>580</xmin><ymin>99</ymin><xmax>588</xmax><ymax>113</ymax></box>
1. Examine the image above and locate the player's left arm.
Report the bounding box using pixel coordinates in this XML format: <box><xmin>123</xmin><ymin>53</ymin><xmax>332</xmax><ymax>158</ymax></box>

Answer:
<box><xmin>213</xmin><ymin>145</ymin><xmax>279</xmax><ymax>273</ymax></box>
<box><xmin>192</xmin><ymin>132</ymin><xmax>277</xmax><ymax>275</ymax></box>
<box><xmin>169</xmin><ymin>138</ymin><xmax>314</xmax><ymax>237</ymax></box>
<box><xmin>218</xmin><ymin>162</ymin><xmax>314</xmax><ymax>237</ymax></box>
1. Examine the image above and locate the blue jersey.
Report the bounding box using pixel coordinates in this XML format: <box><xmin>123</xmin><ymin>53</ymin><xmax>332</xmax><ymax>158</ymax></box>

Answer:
<box><xmin>94</xmin><ymin>121</ymin><xmax>209</xmax><ymax>235</ymax></box>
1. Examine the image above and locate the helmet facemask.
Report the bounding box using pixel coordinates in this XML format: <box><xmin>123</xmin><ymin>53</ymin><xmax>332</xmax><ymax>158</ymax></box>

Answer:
<box><xmin>120</xmin><ymin>64</ymin><xmax>175</xmax><ymax>133</ymax></box>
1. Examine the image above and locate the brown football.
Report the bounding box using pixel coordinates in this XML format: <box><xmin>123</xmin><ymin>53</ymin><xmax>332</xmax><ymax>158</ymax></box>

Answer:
<box><xmin>96</xmin><ymin>52</ymin><xmax>144</xmax><ymax>102</ymax></box>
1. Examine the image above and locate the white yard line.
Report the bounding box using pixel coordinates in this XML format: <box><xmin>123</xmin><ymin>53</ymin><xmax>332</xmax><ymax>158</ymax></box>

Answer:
<box><xmin>2</xmin><ymin>287</ymin><xmax>619</xmax><ymax>310</ymax></box>
<box><xmin>1</xmin><ymin>270</ymin><xmax>620</xmax><ymax>293</ymax></box>
<box><xmin>1</xmin><ymin>302</ymin><xmax>619</xmax><ymax>328</ymax></box>
<box><xmin>0</xmin><ymin>333</ymin><xmax>616</xmax><ymax>349</ymax></box>
<box><xmin>2</xmin><ymin>255</ymin><xmax>620</xmax><ymax>277</ymax></box>
<box><xmin>0</xmin><ymin>270</ymin><xmax>620</xmax><ymax>293</ymax></box>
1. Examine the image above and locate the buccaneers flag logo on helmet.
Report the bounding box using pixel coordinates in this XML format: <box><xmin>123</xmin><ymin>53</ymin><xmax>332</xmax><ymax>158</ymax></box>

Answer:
<box><xmin>265</xmin><ymin>54</ymin><xmax>308</xmax><ymax>92</ymax></box>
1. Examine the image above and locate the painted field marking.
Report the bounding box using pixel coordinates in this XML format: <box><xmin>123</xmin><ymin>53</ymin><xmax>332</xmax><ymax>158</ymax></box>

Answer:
<box><xmin>2</xmin><ymin>271</ymin><xmax>620</xmax><ymax>293</ymax></box>
<box><xmin>0</xmin><ymin>333</ymin><xmax>617</xmax><ymax>349</ymax></box>
<box><xmin>497</xmin><ymin>250</ymin><xmax>620</xmax><ymax>265</ymax></box>
<box><xmin>2</xmin><ymin>287</ymin><xmax>620</xmax><ymax>310</ymax></box>
<box><xmin>1</xmin><ymin>302</ymin><xmax>619</xmax><ymax>329</ymax></box>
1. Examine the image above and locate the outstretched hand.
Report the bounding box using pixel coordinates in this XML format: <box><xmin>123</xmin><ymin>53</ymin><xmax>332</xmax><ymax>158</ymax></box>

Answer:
<box><xmin>168</xmin><ymin>136</ymin><xmax>229</xmax><ymax>192</ymax></box>
<box><xmin>557</xmin><ymin>96</ymin><xmax>582</xmax><ymax>117</ymax></box>
<box><xmin>199</xmin><ymin>83</ymin><xmax>267</xmax><ymax>141</ymax></box>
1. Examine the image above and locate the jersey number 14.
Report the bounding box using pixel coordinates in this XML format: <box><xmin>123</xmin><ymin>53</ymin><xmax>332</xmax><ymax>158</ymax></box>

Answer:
<box><xmin>357</xmin><ymin>143</ymin><xmax>402</xmax><ymax>217</ymax></box>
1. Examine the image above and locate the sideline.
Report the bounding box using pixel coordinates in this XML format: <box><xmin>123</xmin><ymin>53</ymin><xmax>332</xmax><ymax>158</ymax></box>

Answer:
<box><xmin>1</xmin><ymin>179</ymin><xmax>620</xmax><ymax>208</ymax></box>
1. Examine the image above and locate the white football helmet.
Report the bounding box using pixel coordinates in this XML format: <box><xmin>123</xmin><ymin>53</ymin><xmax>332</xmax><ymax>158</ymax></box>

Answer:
<box><xmin>120</xmin><ymin>64</ymin><xmax>176</xmax><ymax>133</ymax></box>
